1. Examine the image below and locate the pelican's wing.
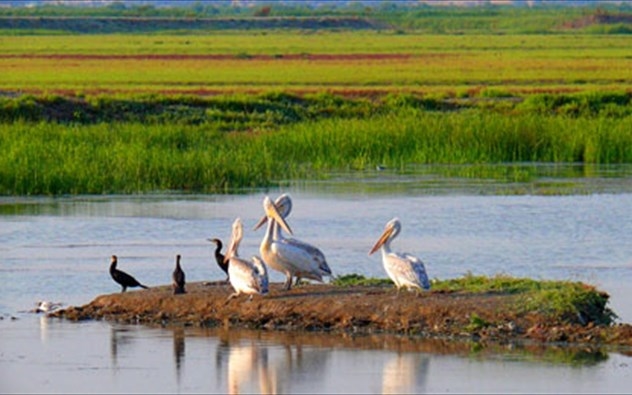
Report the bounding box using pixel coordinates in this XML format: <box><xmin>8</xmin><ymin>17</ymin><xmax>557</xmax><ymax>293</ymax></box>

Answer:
<box><xmin>229</xmin><ymin>258</ymin><xmax>261</xmax><ymax>293</ymax></box>
<box><xmin>283</xmin><ymin>238</ymin><xmax>332</xmax><ymax>275</ymax></box>
<box><xmin>387</xmin><ymin>253</ymin><xmax>430</xmax><ymax>290</ymax></box>
<box><xmin>274</xmin><ymin>238</ymin><xmax>330</xmax><ymax>279</ymax></box>
<box><xmin>251</xmin><ymin>257</ymin><xmax>269</xmax><ymax>294</ymax></box>
<box><xmin>401</xmin><ymin>253</ymin><xmax>431</xmax><ymax>290</ymax></box>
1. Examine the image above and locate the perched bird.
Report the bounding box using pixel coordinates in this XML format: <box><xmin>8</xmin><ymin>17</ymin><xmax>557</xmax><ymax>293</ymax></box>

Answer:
<box><xmin>33</xmin><ymin>301</ymin><xmax>63</xmax><ymax>314</ymax></box>
<box><xmin>224</xmin><ymin>218</ymin><xmax>269</xmax><ymax>302</ymax></box>
<box><xmin>368</xmin><ymin>218</ymin><xmax>430</xmax><ymax>292</ymax></box>
<box><xmin>109</xmin><ymin>255</ymin><xmax>149</xmax><ymax>293</ymax></box>
<box><xmin>208</xmin><ymin>238</ymin><xmax>229</xmax><ymax>281</ymax></box>
<box><xmin>258</xmin><ymin>196</ymin><xmax>332</xmax><ymax>290</ymax></box>
<box><xmin>172</xmin><ymin>254</ymin><xmax>186</xmax><ymax>295</ymax></box>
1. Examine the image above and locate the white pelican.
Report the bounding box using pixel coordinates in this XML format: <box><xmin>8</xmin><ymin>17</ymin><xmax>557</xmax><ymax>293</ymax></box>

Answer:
<box><xmin>259</xmin><ymin>196</ymin><xmax>333</xmax><ymax>290</ymax></box>
<box><xmin>224</xmin><ymin>218</ymin><xmax>269</xmax><ymax>301</ymax></box>
<box><xmin>368</xmin><ymin>218</ymin><xmax>430</xmax><ymax>291</ymax></box>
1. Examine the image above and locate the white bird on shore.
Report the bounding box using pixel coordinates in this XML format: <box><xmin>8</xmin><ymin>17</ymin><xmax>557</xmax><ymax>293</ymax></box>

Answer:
<box><xmin>368</xmin><ymin>218</ymin><xmax>430</xmax><ymax>292</ymax></box>
<box><xmin>33</xmin><ymin>300</ymin><xmax>63</xmax><ymax>314</ymax></box>
<box><xmin>224</xmin><ymin>218</ymin><xmax>269</xmax><ymax>301</ymax></box>
<box><xmin>258</xmin><ymin>195</ymin><xmax>332</xmax><ymax>290</ymax></box>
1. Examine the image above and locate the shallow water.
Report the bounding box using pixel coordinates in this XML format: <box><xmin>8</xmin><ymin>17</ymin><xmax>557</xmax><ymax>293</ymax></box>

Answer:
<box><xmin>2</xmin><ymin>164</ymin><xmax>632</xmax><ymax>393</ymax></box>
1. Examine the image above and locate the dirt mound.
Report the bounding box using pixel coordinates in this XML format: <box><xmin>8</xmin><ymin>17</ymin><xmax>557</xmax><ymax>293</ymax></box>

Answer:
<box><xmin>51</xmin><ymin>281</ymin><xmax>632</xmax><ymax>346</ymax></box>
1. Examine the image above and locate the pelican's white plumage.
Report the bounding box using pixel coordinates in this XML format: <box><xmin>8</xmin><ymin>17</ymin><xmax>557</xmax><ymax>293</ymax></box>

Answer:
<box><xmin>225</xmin><ymin>218</ymin><xmax>269</xmax><ymax>301</ymax></box>
<box><xmin>368</xmin><ymin>218</ymin><xmax>430</xmax><ymax>291</ymax></box>
<box><xmin>258</xmin><ymin>195</ymin><xmax>332</xmax><ymax>290</ymax></box>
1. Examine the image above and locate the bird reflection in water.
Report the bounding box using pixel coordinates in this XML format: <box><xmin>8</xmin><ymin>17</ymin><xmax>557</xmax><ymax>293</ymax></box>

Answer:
<box><xmin>173</xmin><ymin>327</ymin><xmax>186</xmax><ymax>387</ymax></box>
<box><xmin>39</xmin><ymin>316</ymin><xmax>49</xmax><ymax>345</ymax></box>
<box><xmin>223</xmin><ymin>340</ymin><xmax>275</xmax><ymax>394</ymax></box>
<box><xmin>381</xmin><ymin>352</ymin><xmax>430</xmax><ymax>395</ymax></box>
<box><xmin>109</xmin><ymin>325</ymin><xmax>135</xmax><ymax>371</ymax></box>
<box><xmin>215</xmin><ymin>332</ymin><xmax>331</xmax><ymax>394</ymax></box>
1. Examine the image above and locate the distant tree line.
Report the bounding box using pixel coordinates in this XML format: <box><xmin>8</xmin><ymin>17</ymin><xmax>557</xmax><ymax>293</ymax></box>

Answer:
<box><xmin>0</xmin><ymin>1</ymin><xmax>630</xmax><ymax>34</ymax></box>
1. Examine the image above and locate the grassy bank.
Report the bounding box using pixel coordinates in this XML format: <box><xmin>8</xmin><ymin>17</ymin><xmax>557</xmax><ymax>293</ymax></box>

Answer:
<box><xmin>1</xmin><ymin>92</ymin><xmax>631</xmax><ymax>195</ymax></box>
<box><xmin>334</xmin><ymin>273</ymin><xmax>616</xmax><ymax>326</ymax></box>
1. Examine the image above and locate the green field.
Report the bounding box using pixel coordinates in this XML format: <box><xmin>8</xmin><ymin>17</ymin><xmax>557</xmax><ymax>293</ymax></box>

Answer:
<box><xmin>1</xmin><ymin>33</ymin><xmax>631</xmax><ymax>95</ymax></box>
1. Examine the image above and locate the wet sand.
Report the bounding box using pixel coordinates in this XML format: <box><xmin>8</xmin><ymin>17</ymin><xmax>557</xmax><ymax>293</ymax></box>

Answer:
<box><xmin>51</xmin><ymin>281</ymin><xmax>632</xmax><ymax>346</ymax></box>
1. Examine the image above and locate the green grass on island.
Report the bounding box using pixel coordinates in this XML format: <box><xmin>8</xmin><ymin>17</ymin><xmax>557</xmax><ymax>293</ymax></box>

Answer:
<box><xmin>333</xmin><ymin>273</ymin><xmax>617</xmax><ymax>326</ymax></box>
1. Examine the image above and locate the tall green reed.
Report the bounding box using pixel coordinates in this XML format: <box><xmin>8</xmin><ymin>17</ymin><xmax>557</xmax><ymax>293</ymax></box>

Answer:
<box><xmin>1</xmin><ymin>109</ymin><xmax>631</xmax><ymax>195</ymax></box>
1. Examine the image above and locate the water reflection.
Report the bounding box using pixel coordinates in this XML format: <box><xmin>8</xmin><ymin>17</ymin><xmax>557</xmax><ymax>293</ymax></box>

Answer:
<box><xmin>110</xmin><ymin>325</ymin><xmax>135</xmax><ymax>371</ymax></box>
<box><xmin>173</xmin><ymin>327</ymin><xmax>185</xmax><ymax>386</ymax></box>
<box><xmin>39</xmin><ymin>316</ymin><xmax>49</xmax><ymax>345</ymax></box>
<box><xmin>192</xmin><ymin>327</ymin><xmax>613</xmax><ymax>393</ymax></box>
<box><xmin>214</xmin><ymin>329</ymin><xmax>331</xmax><ymax>394</ymax></box>
<box><xmin>381</xmin><ymin>352</ymin><xmax>429</xmax><ymax>395</ymax></box>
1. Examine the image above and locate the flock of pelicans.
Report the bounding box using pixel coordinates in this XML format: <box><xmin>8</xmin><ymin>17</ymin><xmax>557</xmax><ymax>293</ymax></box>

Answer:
<box><xmin>108</xmin><ymin>194</ymin><xmax>431</xmax><ymax>301</ymax></box>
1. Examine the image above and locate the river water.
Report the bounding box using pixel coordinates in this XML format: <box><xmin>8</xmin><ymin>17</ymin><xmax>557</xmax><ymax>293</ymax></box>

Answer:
<box><xmin>1</xmin><ymin>164</ymin><xmax>632</xmax><ymax>393</ymax></box>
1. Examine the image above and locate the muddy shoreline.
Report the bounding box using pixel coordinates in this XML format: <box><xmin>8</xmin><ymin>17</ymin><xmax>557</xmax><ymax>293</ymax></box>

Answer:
<box><xmin>51</xmin><ymin>281</ymin><xmax>632</xmax><ymax>347</ymax></box>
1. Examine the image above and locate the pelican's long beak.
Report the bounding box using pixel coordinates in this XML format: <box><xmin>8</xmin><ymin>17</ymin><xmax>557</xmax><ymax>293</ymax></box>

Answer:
<box><xmin>253</xmin><ymin>194</ymin><xmax>291</xmax><ymax>231</ymax></box>
<box><xmin>368</xmin><ymin>226</ymin><xmax>394</xmax><ymax>255</ymax></box>
<box><xmin>252</xmin><ymin>215</ymin><xmax>267</xmax><ymax>231</ymax></box>
<box><xmin>224</xmin><ymin>218</ymin><xmax>242</xmax><ymax>264</ymax></box>
<box><xmin>263</xmin><ymin>196</ymin><xmax>293</xmax><ymax>235</ymax></box>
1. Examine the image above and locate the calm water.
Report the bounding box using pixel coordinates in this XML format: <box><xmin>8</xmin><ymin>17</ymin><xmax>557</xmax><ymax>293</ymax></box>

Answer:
<box><xmin>2</xmin><ymin>164</ymin><xmax>632</xmax><ymax>393</ymax></box>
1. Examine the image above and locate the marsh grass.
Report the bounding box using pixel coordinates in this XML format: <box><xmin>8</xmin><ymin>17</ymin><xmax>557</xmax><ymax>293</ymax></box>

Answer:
<box><xmin>1</xmin><ymin>92</ymin><xmax>631</xmax><ymax>195</ymax></box>
<box><xmin>433</xmin><ymin>273</ymin><xmax>617</xmax><ymax>325</ymax></box>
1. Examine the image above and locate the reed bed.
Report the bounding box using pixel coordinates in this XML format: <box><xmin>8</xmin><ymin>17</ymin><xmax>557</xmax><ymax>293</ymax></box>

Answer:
<box><xmin>2</xmin><ymin>108</ymin><xmax>631</xmax><ymax>195</ymax></box>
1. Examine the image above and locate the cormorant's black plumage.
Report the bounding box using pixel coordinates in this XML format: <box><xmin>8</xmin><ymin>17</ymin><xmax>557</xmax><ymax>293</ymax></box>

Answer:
<box><xmin>172</xmin><ymin>254</ymin><xmax>186</xmax><ymax>295</ymax></box>
<box><xmin>208</xmin><ymin>238</ymin><xmax>229</xmax><ymax>281</ymax></box>
<box><xmin>109</xmin><ymin>255</ymin><xmax>149</xmax><ymax>293</ymax></box>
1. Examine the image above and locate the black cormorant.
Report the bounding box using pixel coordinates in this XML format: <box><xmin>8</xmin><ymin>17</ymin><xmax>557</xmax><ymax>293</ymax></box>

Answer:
<box><xmin>207</xmin><ymin>238</ymin><xmax>229</xmax><ymax>281</ymax></box>
<box><xmin>109</xmin><ymin>255</ymin><xmax>149</xmax><ymax>293</ymax></box>
<box><xmin>172</xmin><ymin>254</ymin><xmax>186</xmax><ymax>295</ymax></box>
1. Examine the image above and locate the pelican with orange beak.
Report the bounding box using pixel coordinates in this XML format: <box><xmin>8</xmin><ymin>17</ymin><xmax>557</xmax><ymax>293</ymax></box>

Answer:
<box><xmin>258</xmin><ymin>195</ymin><xmax>332</xmax><ymax>290</ymax></box>
<box><xmin>368</xmin><ymin>218</ymin><xmax>430</xmax><ymax>292</ymax></box>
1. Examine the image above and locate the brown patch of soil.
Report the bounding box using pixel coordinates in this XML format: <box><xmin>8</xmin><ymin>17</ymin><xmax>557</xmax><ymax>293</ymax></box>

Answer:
<box><xmin>51</xmin><ymin>281</ymin><xmax>632</xmax><ymax>346</ymax></box>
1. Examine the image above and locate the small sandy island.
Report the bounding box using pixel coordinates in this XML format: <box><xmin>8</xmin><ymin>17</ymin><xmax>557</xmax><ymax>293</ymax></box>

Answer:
<box><xmin>51</xmin><ymin>279</ymin><xmax>632</xmax><ymax>346</ymax></box>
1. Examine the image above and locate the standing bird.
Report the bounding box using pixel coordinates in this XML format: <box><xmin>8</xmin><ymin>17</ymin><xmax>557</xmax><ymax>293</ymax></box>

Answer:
<box><xmin>208</xmin><ymin>238</ymin><xmax>229</xmax><ymax>281</ymax></box>
<box><xmin>224</xmin><ymin>218</ymin><xmax>270</xmax><ymax>302</ymax></box>
<box><xmin>368</xmin><ymin>218</ymin><xmax>430</xmax><ymax>292</ymax></box>
<box><xmin>109</xmin><ymin>255</ymin><xmax>149</xmax><ymax>293</ymax></box>
<box><xmin>258</xmin><ymin>196</ymin><xmax>332</xmax><ymax>290</ymax></box>
<box><xmin>172</xmin><ymin>254</ymin><xmax>186</xmax><ymax>295</ymax></box>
